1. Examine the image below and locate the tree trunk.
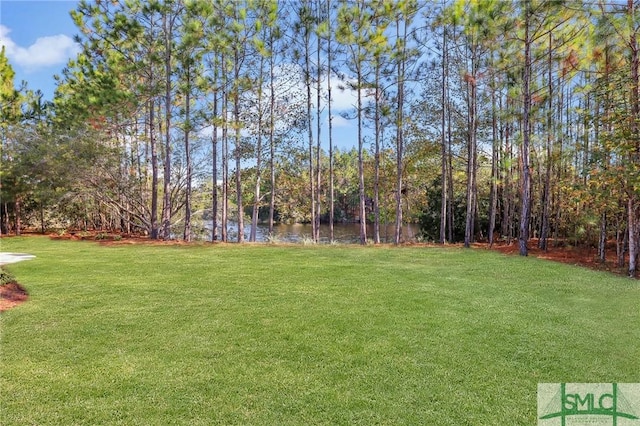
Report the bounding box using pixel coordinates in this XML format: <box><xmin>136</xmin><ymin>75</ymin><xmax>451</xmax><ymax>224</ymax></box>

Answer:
<box><xmin>628</xmin><ymin>0</ymin><xmax>639</xmax><ymax>276</ymax></box>
<box><xmin>373</xmin><ymin>63</ymin><xmax>381</xmax><ymax>244</ymax></box>
<box><xmin>519</xmin><ymin>1</ymin><xmax>532</xmax><ymax>256</ymax></box>
<box><xmin>268</xmin><ymin>52</ymin><xmax>276</xmax><ymax>236</ymax></box>
<box><xmin>150</xmin><ymin>98</ymin><xmax>159</xmax><ymax>240</ymax></box>
<box><xmin>447</xmin><ymin>97</ymin><xmax>454</xmax><ymax>243</ymax></box>
<box><xmin>2</xmin><ymin>203</ymin><xmax>7</xmax><ymax>236</ymax></box>
<box><xmin>628</xmin><ymin>199</ymin><xmax>637</xmax><ymax>276</ymax></box>
<box><xmin>303</xmin><ymin>20</ymin><xmax>316</xmax><ymax>243</ymax></box>
<box><xmin>357</xmin><ymin>60</ymin><xmax>367</xmax><ymax>245</ymax></box>
<box><xmin>440</xmin><ymin>24</ymin><xmax>448</xmax><ymax>245</ymax></box>
<box><xmin>251</xmin><ymin>56</ymin><xmax>265</xmax><ymax>243</ymax></box>
<box><xmin>234</xmin><ymin>52</ymin><xmax>244</xmax><ymax>244</ymax></box>
<box><xmin>315</xmin><ymin>10</ymin><xmax>323</xmax><ymax>244</ymax></box>
<box><xmin>211</xmin><ymin>68</ymin><xmax>219</xmax><ymax>242</ymax></box>
<box><xmin>14</xmin><ymin>197</ymin><xmax>21</xmax><ymax>236</ymax></box>
<box><xmin>161</xmin><ymin>12</ymin><xmax>173</xmax><ymax>240</ymax></box>
<box><xmin>501</xmin><ymin>107</ymin><xmax>511</xmax><ymax>243</ymax></box>
<box><xmin>488</xmin><ymin>81</ymin><xmax>498</xmax><ymax>247</ymax></box>
<box><xmin>464</xmin><ymin>43</ymin><xmax>478</xmax><ymax>248</ymax></box>
<box><xmin>268</xmin><ymin>27</ymin><xmax>277</xmax><ymax>237</ymax></box>
<box><xmin>40</xmin><ymin>202</ymin><xmax>46</xmax><ymax>234</ymax></box>
<box><xmin>221</xmin><ymin>56</ymin><xmax>229</xmax><ymax>243</ymax></box>
<box><xmin>394</xmin><ymin>18</ymin><xmax>406</xmax><ymax>245</ymax></box>
<box><xmin>250</xmin><ymin>133</ymin><xmax>262</xmax><ymax>243</ymax></box>
<box><xmin>183</xmin><ymin>69</ymin><xmax>192</xmax><ymax>242</ymax></box>
<box><xmin>539</xmin><ymin>32</ymin><xmax>553</xmax><ymax>251</ymax></box>
<box><xmin>327</xmin><ymin>0</ymin><xmax>334</xmax><ymax>243</ymax></box>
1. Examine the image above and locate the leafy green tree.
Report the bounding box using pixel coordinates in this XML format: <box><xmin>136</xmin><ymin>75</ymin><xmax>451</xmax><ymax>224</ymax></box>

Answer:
<box><xmin>69</xmin><ymin>0</ymin><xmax>166</xmax><ymax>237</ymax></box>
<box><xmin>0</xmin><ymin>46</ymin><xmax>21</xmax><ymax>235</ymax></box>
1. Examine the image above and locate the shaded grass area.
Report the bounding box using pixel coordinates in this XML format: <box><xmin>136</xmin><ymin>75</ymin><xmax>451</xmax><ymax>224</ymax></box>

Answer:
<box><xmin>1</xmin><ymin>237</ymin><xmax>638</xmax><ymax>425</ymax></box>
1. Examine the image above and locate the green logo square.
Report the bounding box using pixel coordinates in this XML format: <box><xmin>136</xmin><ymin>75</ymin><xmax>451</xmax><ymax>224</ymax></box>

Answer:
<box><xmin>538</xmin><ymin>383</ymin><xmax>640</xmax><ymax>425</ymax></box>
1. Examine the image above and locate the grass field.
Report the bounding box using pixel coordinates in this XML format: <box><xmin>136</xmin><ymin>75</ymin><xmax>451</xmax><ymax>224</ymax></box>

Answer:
<box><xmin>1</xmin><ymin>236</ymin><xmax>638</xmax><ymax>425</ymax></box>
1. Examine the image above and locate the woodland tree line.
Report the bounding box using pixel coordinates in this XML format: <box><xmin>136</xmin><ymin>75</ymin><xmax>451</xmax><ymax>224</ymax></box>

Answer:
<box><xmin>2</xmin><ymin>0</ymin><xmax>640</xmax><ymax>275</ymax></box>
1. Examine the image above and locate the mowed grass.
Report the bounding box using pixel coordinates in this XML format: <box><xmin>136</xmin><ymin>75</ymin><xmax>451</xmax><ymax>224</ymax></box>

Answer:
<box><xmin>0</xmin><ymin>237</ymin><xmax>638</xmax><ymax>425</ymax></box>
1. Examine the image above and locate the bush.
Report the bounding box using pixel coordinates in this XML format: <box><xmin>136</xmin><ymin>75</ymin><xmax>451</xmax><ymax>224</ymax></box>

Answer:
<box><xmin>265</xmin><ymin>233</ymin><xmax>281</xmax><ymax>244</ymax></box>
<box><xmin>0</xmin><ymin>268</ymin><xmax>17</xmax><ymax>286</ymax></box>
<box><xmin>301</xmin><ymin>235</ymin><xmax>315</xmax><ymax>245</ymax></box>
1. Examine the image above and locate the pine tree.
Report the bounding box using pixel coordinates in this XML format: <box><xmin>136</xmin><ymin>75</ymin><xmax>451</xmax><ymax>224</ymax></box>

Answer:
<box><xmin>337</xmin><ymin>0</ymin><xmax>372</xmax><ymax>245</ymax></box>
<box><xmin>0</xmin><ymin>46</ymin><xmax>21</xmax><ymax>235</ymax></box>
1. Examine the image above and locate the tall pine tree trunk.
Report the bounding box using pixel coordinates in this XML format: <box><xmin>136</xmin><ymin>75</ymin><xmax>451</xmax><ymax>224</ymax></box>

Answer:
<box><xmin>628</xmin><ymin>0</ymin><xmax>640</xmax><ymax>276</ymax></box>
<box><xmin>315</xmin><ymin>6</ymin><xmax>323</xmax><ymax>243</ymax></box>
<box><xmin>161</xmin><ymin>12</ymin><xmax>173</xmax><ymax>240</ymax></box>
<box><xmin>327</xmin><ymin>0</ymin><xmax>334</xmax><ymax>243</ymax></box>
<box><xmin>14</xmin><ymin>197</ymin><xmax>21</xmax><ymax>236</ymax></box>
<box><xmin>440</xmin><ymin>24</ymin><xmax>448</xmax><ymax>245</ymax></box>
<box><xmin>464</xmin><ymin>44</ymin><xmax>478</xmax><ymax>248</ymax></box>
<box><xmin>519</xmin><ymin>1</ymin><xmax>532</xmax><ymax>256</ymax></box>
<box><xmin>488</xmin><ymin>82</ymin><xmax>498</xmax><ymax>247</ymax></box>
<box><xmin>251</xmin><ymin>56</ymin><xmax>265</xmax><ymax>243</ymax></box>
<box><xmin>373</xmin><ymin>63</ymin><xmax>381</xmax><ymax>244</ymax></box>
<box><xmin>234</xmin><ymin>51</ymin><xmax>244</xmax><ymax>244</ymax></box>
<box><xmin>183</xmin><ymin>69</ymin><xmax>192</xmax><ymax>242</ymax></box>
<box><xmin>268</xmin><ymin>49</ymin><xmax>276</xmax><ymax>236</ymax></box>
<box><xmin>150</xmin><ymin>97</ymin><xmax>159</xmax><ymax>240</ymax></box>
<box><xmin>302</xmin><ymin>12</ymin><xmax>317</xmax><ymax>243</ymax></box>
<box><xmin>212</xmin><ymin>88</ymin><xmax>219</xmax><ymax>242</ymax></box>
<box><xmin>357</xmin><ymin>59</ymin><xmax>367</xmax><ymax>245</ymax></box>
<box><xmin>394</xmin><ymin>18</ymin><xmax>406</xmax><ymax>245</ymax></box>
<box><xmin>221</xmin><ymin>55</ymin><xmax>229</xmax><ymax>243</ymax></box>
<box><xmin>539</xmin><ymin>32</ymin><xmax>553</xmax><ymax>251</ymax></box>
<box><xmin>447</xmin><ymin>97</ymin><xmax>454</xmax><ymax>243</ymax></box>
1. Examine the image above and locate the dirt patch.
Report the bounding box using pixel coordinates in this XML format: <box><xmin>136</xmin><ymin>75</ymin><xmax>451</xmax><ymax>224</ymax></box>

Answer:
<box><xmin>0</xmin><ymin>282</ymin><xmax>28</xmax><ymax>312</ymax></box>
<box><xmin>49</xmin><ymin>231</ymin><xmax>191</xmax><ymax>246</ymax></box>
<box><xmin>482</xmin><ymin>239</ymin><xmax>630</xmax><ymax>277</ymax></box>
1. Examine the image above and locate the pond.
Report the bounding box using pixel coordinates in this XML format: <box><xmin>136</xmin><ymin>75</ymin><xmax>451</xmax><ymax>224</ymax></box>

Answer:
<box><xmin>205</xmin><ymin>222</ymin><xmax>420</xmax><ymax>243</ymax></box>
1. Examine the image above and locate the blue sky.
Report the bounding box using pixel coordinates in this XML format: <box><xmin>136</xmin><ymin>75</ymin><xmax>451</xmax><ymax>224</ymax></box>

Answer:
<box><xmin>0</xmin><ymin>0</ymin><xmax>364</xmax><ymax>149</ymax></box>
<box><xmin>1</xmin><ymin>0</ymin><xmax>81</xmax><ymax>99</ymax></box>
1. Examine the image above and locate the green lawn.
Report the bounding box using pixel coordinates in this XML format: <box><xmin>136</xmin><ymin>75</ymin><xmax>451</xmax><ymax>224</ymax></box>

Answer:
<box><xmin>1</xmin><ymin>236</ymin><xmax>638</xmax><ymax>425</ymax></box>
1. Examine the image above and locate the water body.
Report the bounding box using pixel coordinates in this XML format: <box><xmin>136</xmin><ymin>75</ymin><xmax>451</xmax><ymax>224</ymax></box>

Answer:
<box><xmin>205</xmin><ymin>222</ymin><xmax>420</xmax><ymax>243</ymax></box>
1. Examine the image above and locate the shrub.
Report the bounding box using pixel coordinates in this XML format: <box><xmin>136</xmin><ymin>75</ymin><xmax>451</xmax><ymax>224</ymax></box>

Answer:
<box><xmin>301</xmin><ymin>235</ymin><xmax>315</xmax><ymax>245</ymax></box>
<box><xmin>265</xmin><ymin>233</ymin><xmax>281</xmax><ymax>244</ymax></box>
<box><xmin>0</xmin><ymin>268</ymin><xmax>17</xmax><ymax>286</ymax></box>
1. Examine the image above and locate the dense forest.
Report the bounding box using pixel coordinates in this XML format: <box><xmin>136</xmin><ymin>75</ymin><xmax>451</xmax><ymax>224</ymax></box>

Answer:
<box><xmin>2</xmin><ymin>0</ymin><xmax>640</xmax><ymax>273</ymax></box>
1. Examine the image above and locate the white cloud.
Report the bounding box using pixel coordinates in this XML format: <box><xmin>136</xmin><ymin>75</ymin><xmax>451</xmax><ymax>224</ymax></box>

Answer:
<box><xmin>329</xmin><ymin>114</ymin><xmax>352</xmax><ymax>128</ymax></box>
<box><xmin>326</xmin><ymin>74</ymin><xmax>359</xmax><ymax>111</ymax></box>
<box><xmin>0</xmin><ymin>25</ymin><xmax>80</xmax><ymax>72</ymax></box>
<box><xmin>197</xmin><ymin>125</ymin><xmax>224</xmax><ymax>140</ymax></box>
<box><xmin>271</xmin><ymin>63</ymin><xmax>371</xmax><ymax>113</ymax></box>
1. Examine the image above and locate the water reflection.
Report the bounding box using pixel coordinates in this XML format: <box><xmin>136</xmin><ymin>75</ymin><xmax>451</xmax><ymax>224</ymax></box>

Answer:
<box><xmin>208</xmin><ymin>222</ymin><xmax>419</xmax><ymax>243</ymax></box>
